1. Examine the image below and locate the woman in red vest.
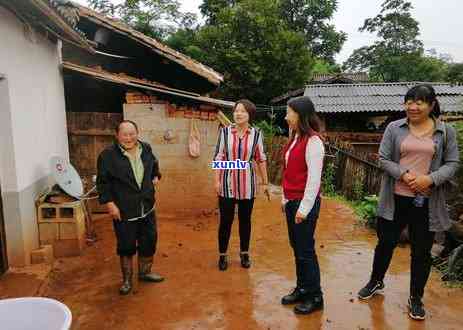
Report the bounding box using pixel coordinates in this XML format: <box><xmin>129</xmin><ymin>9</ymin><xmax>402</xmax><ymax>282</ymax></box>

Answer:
<box><xmin>280</xmin><ymin>96</ymin><xmax>325</xmax><ymax>315</ymax></box>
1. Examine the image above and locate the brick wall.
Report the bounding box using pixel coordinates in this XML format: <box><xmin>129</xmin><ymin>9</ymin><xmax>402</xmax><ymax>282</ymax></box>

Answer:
<box><xmin>124</xmin><ymin>103</ymin><xmax>220</xmax><ymax>219</ymax></box>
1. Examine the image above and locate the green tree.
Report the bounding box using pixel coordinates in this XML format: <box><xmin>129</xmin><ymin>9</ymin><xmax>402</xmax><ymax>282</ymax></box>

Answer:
<box><xmin>278</xmin><ymin>0</ymin><xmax>346</xmax><ymax>63</ymax></box>
<box><xmin>168</xmin><ymin>0</ymin><xmax>314</xmax><ymax>103</ymax></box>
<box><xmin>361</xmin><ymin>51</ymin><xmax>449</xmax><ymax>82</ymax></box>
<box><xmin>448</xmin><ymin>63</ymin><xmax>463</xmax><ymax>84</ymax></box>
<box><xmin>199</xmin><ymin>0</ymin><xmax>235</xmax><ymax>24</ymax></box>
<box><xmin>343</xmin><ymin>0</ymin><xmax>433</xmax><ymax>81</ymax></box>
<box><xmin>311</xmin><ymin>59</ymin><xmax>341</xmax><ymax>75</ymax></box>
<box><xmin>405</xmin><ymin>53</ymin><xmax>449</xmax><ymax>81</ymax></box>
<box><xmin>199</xmin><ymin>0</ymin><xmax>346</xmax><ymax>63</ymax></box>
<box><xmin>87</xmin><ymin>0</ymin><xmax>197</xmax><ymax>40</ymax></box>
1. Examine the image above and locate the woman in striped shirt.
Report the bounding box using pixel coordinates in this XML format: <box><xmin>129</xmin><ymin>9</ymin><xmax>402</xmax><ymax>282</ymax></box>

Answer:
<box><xmin>213</xmin><ymin>99</ymin><xmax>269</xmax><ymax>271</ymax></box>
<box><xmin>280</xmin><ymin>96</ymin><xmax>325</xmax><ymax>315</ymax></box>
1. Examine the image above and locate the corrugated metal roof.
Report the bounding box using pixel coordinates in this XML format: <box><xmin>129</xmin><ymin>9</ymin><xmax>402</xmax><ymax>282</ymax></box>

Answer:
<box><xmin>303</xmin><ymin>82</ymin><xmax>463</xmax><ymax>113</ymax></box>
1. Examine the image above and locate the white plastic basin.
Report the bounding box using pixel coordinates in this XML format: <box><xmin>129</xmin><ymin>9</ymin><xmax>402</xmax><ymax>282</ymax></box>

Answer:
<box><xmin>0</xmin><ymin>297</ymin><xmax>72</xmax><ymax>330</ymax></box>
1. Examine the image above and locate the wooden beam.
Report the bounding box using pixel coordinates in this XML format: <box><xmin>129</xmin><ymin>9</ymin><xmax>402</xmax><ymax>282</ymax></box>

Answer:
<box><xmin>217</xmin><ymin>111</ymin><xmax>232</xmax><ymax>126</ymax></box>
<box><xmin>68</xmin><ymin>129</ymin><xmax>114</xmax><ymax>136</ymax></box>
<box><xmin>62</xmin><ymin>62</ymin><xmax>234</xmax><ymax>108</ymax></box>
<box><xmin>442</xmin><ymin>115</ymin><xmax>463</xmax><ymax>122</ymax></box>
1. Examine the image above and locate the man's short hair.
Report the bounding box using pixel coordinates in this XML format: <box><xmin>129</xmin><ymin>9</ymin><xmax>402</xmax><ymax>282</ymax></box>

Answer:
<box><xmin>116</xmin><ymin>120</ymin><xmax>139</xmax><ymax>133</ymax></box>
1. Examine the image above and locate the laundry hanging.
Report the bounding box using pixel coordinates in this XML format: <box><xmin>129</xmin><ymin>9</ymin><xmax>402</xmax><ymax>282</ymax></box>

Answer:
<box><xmin>188</xmin><ymin>118</ymin><xmax>201</xmax><ymax>158</ymax></box>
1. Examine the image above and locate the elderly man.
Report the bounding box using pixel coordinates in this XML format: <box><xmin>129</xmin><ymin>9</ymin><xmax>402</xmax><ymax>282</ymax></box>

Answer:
<box><xmin>97</xmin><ymin>120</ymin><xmax>163</xmax><ymax>295</ymax></box>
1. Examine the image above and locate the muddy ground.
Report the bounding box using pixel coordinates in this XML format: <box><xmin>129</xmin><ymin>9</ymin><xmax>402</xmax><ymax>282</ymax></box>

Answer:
<box><xmin>44</xmin><ymin>196</ymin><xmax>463</xmax><ymax>330</ymax></box>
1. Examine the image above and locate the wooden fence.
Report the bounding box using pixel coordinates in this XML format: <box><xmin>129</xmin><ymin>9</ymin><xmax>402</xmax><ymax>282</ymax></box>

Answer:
<box><xmin>67</xmin><ymin>112</ymin><xmax>122</xmax><ymax>212</ymax></box>
<box><xmin>264</xmin><ymin>135</ymin><xmax>288</xmax><ymax>185</ymax></box>
<box><xmin>325</xmin><ymin>144</ymin><xmax>383</xmax><ymax>200</ymax></box>
<box><xmin>67</xmin><ymin>112</ymin><xmax>122</xmax><ymax>179</ymax></box>
<box><xmin>264</xmin><ymin>136</ymin><xmax>383</xmax><ymax>200</ymax></box>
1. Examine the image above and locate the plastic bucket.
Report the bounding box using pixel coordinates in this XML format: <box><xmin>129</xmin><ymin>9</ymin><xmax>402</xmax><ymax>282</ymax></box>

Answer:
<box><xmin>0</xmin><ymin>297</ymin><xmax>72</xmax><ymax>330</ymax></box>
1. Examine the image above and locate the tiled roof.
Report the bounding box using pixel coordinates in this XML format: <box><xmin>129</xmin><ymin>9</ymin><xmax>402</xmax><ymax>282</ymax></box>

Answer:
<box><xmin>48</xmin><ymin>0</ymin><xmax>81</xmax><ymax>32</ymax></box>
<box><xmin>304</xmin><ymin>82</ymin><xmax>463</xmax><ymax>113</ymax></box>
<box><xmin>2</xmin><ymin>0</ymin><xmax>93</xmax><ymax>51</ymax></box>
<box><xmin>76</xmin><ymin>5</ymin><xmax>224</xmax><ymax>86</ymax></box>
<box><xmin>311</xmin><ymin>72</ymin><xmax>369</xmax><ymax>83</ymax></box>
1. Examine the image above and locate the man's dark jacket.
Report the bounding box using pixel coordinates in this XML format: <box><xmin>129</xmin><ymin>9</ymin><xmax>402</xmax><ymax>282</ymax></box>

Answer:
<box><xmin>97</xmin><ymin>141</ymin><xmax>161</xmax><ymax>220</ymax></box>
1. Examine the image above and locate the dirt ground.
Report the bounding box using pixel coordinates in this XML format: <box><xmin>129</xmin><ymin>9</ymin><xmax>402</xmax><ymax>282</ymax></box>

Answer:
<box><xmin>44</xmin><ymin>196</ymin><xmax>463</xmax><ymax>330</ymax></box>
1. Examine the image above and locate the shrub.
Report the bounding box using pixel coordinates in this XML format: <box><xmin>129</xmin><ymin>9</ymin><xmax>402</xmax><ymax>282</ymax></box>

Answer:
<box><xmin>354</xmin><ymin>195</ymin><xmax>379</xmax><ymax>228</ymax></box>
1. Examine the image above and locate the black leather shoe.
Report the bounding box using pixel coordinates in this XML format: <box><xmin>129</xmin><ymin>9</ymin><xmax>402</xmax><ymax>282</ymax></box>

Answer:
<box><xmin>294</xmin><ymin>296</ymin><xmax>324</xmax><ymax>315</ymax></box>
<box><xmin>281</xmin><ymin>288</ymin><xmax>307</xmax><ymax>305</ymax></box>
<box><xmin>240</xmin><ymin>253</ymin><xmax>251</xmax><ymax>269</ymax></box>
<box><xmin>218</xmin><ymin>255</ymin><xmax>228</xmax><ymax>271</ymax></box>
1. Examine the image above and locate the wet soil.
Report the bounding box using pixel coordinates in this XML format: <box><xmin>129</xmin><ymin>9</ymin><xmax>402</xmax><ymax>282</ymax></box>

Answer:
<box><xmin>44</xmin><ymin>197</ymin><xmax>463</xmax><ymax>330</ymax></box>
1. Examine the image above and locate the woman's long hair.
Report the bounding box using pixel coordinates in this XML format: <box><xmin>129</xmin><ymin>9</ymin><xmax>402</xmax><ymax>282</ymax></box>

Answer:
<box><xmin>282</xmin><ymin>96</ymin><xmax>323</xmax><ymax>163</ymax></box>
<box><xmin>405</xmin><ymin>84</ymin><xmax>441</xmax><ymax>118</ymax></box>
<box><xmin>287</xmin><ymin>96</ymin><xmax>322</xmax><ymax>140</ymax></box>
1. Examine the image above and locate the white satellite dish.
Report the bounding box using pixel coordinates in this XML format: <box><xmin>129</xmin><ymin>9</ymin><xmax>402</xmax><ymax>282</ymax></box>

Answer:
<box><xmin>50</xmin><ymin>156</ymin><xmax>84</xmax><ymax>199</ymax></box>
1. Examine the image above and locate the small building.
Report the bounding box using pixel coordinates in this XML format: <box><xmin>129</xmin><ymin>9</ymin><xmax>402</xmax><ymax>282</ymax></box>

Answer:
<box><xmin>303</xmin><ymin>82</ymin><xmax>463</xmax><ymax>133</ymax></box>
<box><xmin>272</xmin><ymin>81</ymin><xmax>463</xmax><ymax>152</ymax></box>
<box><xmin>310</xmin><ymin>82</ymin><xmax>463</xmax><ymax>155</ymax></box>
<box><xmin>0</xmin><ymin>0</ymin><xmax>93</xmax><ymax>269</ymax></box>
<box><xmin>62</xmin><ymin>5</ymin><xmax>233</xmax><ymax>219</ymax></box>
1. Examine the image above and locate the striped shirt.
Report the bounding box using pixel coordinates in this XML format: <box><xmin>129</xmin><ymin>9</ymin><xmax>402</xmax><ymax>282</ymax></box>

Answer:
<box><xmin>214</xmin><ymin>125</ymin><xmax>267</xmax><ymax>200</ymax></box>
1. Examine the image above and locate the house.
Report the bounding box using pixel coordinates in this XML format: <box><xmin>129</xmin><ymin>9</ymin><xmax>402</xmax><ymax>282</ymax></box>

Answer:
<box><xmin>270</xmin><ymin>81</ymin><xmax>463</xmax><ymax>155</ymax></box>
<box><xmin>61</xmin><ymin>5</ymin><xmax>233</xmax><ymax>219</ymax></box>
<box><xmin>0</xmin><ymin>1</ymin><xmax>230</xmax><ymax>270</ymax></box>
<box><xmin>304</xmin><ymin>82</ymin><xmax>463</xmax><ymax>131</ymax></box>
<box><xmin>306</xmin><ymin>82</ymin><xmax>463</xmax><ymax>153</ymax></box>
<box><xmin>0</xmin><ymin>0</ymin><xmax>93</xmax><ymax>269</ymax></box>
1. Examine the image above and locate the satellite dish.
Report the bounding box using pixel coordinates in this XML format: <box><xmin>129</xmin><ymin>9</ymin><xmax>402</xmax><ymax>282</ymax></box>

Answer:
<box><xmin>50</xmin><ymin>156</ymin><xmax>84</xmax><ymax>199</ymax></box>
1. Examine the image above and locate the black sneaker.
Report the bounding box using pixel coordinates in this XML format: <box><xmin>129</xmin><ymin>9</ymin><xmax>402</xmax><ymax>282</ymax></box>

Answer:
<box><xmin>218</xmin><ymin>255</ymin><xmax>228</xmax><ymax>271</ymax></box>
<box><xmin>408</xmin><ymin>297</ymin><xmax>425</xmax><ymax>320</ymax></box>
<box><xmin>358</xmin><ymin>280</ymin><xmax>385</xmax><ymax>300</ymax></box>
<box><xmin>240</xmin><ymin>253</ymin><xmax>251</xmax><ymax>269</ymax></box>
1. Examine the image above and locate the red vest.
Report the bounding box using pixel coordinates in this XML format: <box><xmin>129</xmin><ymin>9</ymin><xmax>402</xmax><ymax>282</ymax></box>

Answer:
<box><xmin>282</xmin><ymin>136</ymin><xmax>310</xmax><ymax>200</ymax></box>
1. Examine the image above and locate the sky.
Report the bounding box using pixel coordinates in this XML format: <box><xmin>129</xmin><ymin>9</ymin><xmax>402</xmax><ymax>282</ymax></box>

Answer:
<box><xmin>73</xmin><ymin>0</ymin><xmax>463</xmax><ymax>64</ymax></box>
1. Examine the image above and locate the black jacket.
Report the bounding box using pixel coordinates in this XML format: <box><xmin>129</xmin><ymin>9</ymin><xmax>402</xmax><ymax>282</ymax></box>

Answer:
<box><xmin>97</xmin><ymin>141</ymin><xmax>161</xmax><ymax>220</ymax></box>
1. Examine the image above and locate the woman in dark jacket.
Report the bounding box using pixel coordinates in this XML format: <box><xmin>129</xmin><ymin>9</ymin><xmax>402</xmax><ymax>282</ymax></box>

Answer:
<box><xmin>358</xmin><ymin>85</ymin><xmax>460</xmax><ymax>320</ymax></box>
<box><xmin>280</xmin><ymin>96</ymin><xmax>325</xmax><ymax>315</ymax></box>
